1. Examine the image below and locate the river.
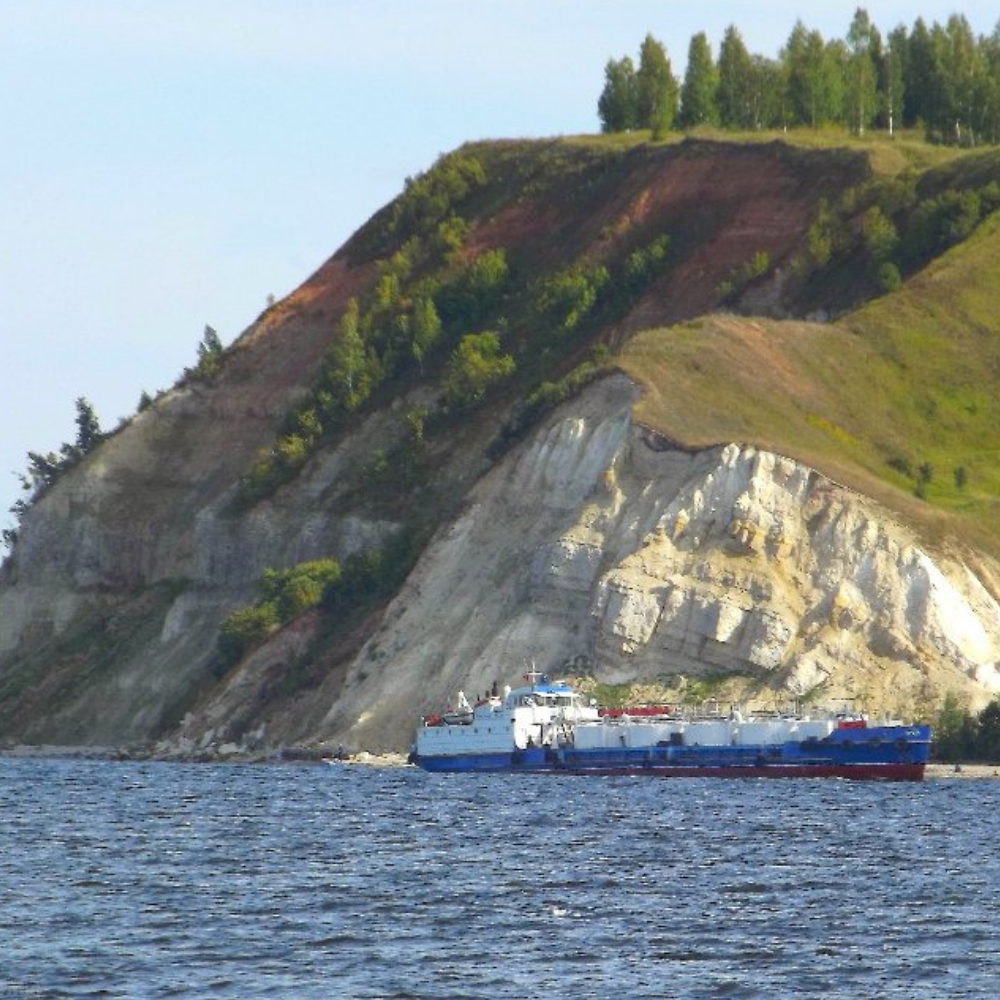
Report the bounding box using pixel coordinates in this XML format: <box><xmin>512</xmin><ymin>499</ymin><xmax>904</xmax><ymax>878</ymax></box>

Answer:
<box><xmin>1</xmin><ymin>758</ymin><xmax>997</xmax><ymax>998</ymax></box>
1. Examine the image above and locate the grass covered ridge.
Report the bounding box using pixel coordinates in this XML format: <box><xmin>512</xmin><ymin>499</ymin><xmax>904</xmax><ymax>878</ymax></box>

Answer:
<box><xmin>618</xmin><ymin>208</ymin><xmax>1000</xmax><ymax>554</ymax></box>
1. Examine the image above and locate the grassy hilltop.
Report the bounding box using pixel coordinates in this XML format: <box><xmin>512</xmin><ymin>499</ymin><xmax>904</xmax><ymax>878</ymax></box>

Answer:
<box><xmin>614</xmin><ymin>131</ymin><xmax>1000</xmax><ymax>556</ymax></box>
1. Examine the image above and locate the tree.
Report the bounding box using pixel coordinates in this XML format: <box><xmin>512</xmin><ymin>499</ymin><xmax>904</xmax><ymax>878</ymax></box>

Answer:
<box><xmin>441</xmin><ymin>332</ymin><xmax>515</xmax><ymax>409</ymax></box>
<box><xmin>983</xmin><ymin>26</ymin><xmax>1000</xmax><ymax>145</ymax></box>
<box><xmin>717</xmin><ymin>26</ymin><xmax>755</xmax><ymax>129</ymax></box>
<box><xmin>679</xmin><ymin>32</ymin><xmax>719</xmax><ymax>128</ymax></box>
<box><xmin>978</xmin><ymin>699</ymin><xmax>1000</xmax><ymax>761</ymax></box>
<box><xmin>636</xmin><ymin>34</ymin><xmax>679</xmax><ymax>135</ymax></box>
<box><xmin>597</xmin><ymin>56</ymin><xmax>638</xmax><ymax>132</ymax></box>
<box><xmin>752</xmin><ymin>56</ymin><xmax>787</xmax><ymax>129</ymax></box>
<box><xmin>904</xmin><ymin>18</ymin><xmax>937</xmax><ymax>129</ymax></box>
<box><xmin>882</xmin><ymin>25</ymin><xmax>908</xmax><ymax>136</ymax></box>
<box><xmin>783</xmin><ymin>21</ymin><xmax>813</xmax><ymax>126</ymax></box>
<box><xmin>217</xmin><ymin>603</ymin><xmax>279</xmax><ymax>665</ymax></box>
<box><xmin>411</xmin><ymin>295</ymin><xmax>442</xmax><ymax>368</ymax></box>
<box><xmin>928</xmin><ymin>15</ymin><xmax>981</xmax><ymax>144</ymax></box>
<box><xmin>190</xmin><ymin>324</ymin><xmax>224</xmax><ymax>380</ymax></box>
<box><xmin>74</xmin><ymin>397</ymin><xmax>103</xmax><ymax>455</ymax></box>
<box><xmin>846</xmin><ymin>8</ymin><xmax>879</xmax><ymax>135</ymax></box>
<box><xmin>329</xmin><ymin>297</ymin><xmax>368</xmax><ymax>409</ymax></box>
<box><xmin>863</xmin><ymin>206</ymin><xmax>899</xmax><ymax>260</ymax></box>
<box><xmin>784</xmin><ymin>23</ymin><xmax>846</xmax><ymax>128</ymax></box>
<box><xmin>22</xmin><ymin>451</ymin><xmax>62</xmax><ymax>494</ymax></box>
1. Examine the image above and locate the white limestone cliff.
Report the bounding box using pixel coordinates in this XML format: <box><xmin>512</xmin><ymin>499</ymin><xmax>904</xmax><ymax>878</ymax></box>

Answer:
<box><xmin>324</xmin><ymin>375</ymin><xmax>1000</xmax><ymax>749</ymax></box>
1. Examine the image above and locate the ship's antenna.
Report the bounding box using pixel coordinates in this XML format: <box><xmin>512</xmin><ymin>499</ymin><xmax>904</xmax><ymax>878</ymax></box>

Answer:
<box><xmin>523</xmin><ymin>660</ymin><xmax>543</xmax><ymax>687</ymax></box>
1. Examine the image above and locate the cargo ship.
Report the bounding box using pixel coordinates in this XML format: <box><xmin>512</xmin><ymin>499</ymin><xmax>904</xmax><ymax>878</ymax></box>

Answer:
<box><xmin>409</xmin><ymin>672</ymin><xmax>931</xmax><ymax>781</ymax></box>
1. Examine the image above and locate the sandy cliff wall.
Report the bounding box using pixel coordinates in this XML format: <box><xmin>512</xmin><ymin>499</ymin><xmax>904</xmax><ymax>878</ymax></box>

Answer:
<box><xmin>316</xmin><ymin>374</ymin><xmax>1000</xmax><ymax>751</ymax></box>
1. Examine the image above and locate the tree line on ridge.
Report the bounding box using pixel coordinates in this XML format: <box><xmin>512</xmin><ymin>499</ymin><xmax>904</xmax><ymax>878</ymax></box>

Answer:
<box><xmin>598</xmin><ymin>9</ymin><xmax>1000</xmax><ymax>146</ymax></box>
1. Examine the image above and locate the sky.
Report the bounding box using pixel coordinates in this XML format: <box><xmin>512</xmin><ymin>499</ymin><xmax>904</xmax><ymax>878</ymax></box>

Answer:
<box><xmin>2</xmin><ymin>1</ymin><xmax>997</xmax><ymax>532</ymax></box>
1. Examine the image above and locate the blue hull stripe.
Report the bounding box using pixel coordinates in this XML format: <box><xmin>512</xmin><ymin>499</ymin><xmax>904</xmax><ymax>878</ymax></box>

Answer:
<box><xmin>412</xmin><ymin>726</ymin><xmax>932</xmax><ymax>781</ymax></box>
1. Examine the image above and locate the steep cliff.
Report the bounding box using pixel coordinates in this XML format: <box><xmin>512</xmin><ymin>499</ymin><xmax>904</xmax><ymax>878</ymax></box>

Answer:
<box><xmin>313</xmin><ymin>375</ymin><xmax>1000</xmax><ymax>750</ymax></box>
<box><xmin>4</xmin><ymin>135</ymin><xmax>1000</xmax><ymax>753</ymax></box>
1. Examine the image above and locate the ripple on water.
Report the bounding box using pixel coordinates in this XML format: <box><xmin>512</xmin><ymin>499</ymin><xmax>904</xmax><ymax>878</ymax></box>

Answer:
<box><xmin>2</xmin><ymin>762</ymin><xmax>1000</xmax><ymax>998</ymax></box>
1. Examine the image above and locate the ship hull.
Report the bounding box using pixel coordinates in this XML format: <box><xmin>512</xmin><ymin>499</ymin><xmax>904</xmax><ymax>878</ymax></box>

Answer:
<box><xmin>411</xmin><ymin>756</ymin><xmax>925</xmax><ymax>781</ymax></box>
<box><xmin>411</xmin><ymin>726</ymin><xmax>931</xmax><ymax>782</ymax></box>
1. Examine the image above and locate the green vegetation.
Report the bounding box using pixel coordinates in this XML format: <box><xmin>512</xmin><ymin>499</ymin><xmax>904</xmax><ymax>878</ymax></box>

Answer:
<box><xmin>716</xmin><ymin>250</ymin><xmax>771</xmax><ymax>302</ymax></box>
<box><xmin>600</xmin><ymin>13</ymin><xmax>1000</xmax><ymax>146</ymax></box>
<box><xmin>216</xmin><ymin>531</ymin><xmax>423</xmax><ymax>671</ymax></box>
<box><xmin>4</xmin><ymin>397</ymin><xmax>106</xmax><ymax>551</ymax></box>
<box><xmin>620</xmin><ymin>204</ymin><xmax>1000</xmax><ymax>553</ymax></box>
<box><xmin>441</xmin><ymin>332</ymin><xmax>515</xmax><ymax>409</ymax></box>
<box><xmin>186</xmin><ymin>325</ymin><xmax>225</xmax><ymax>382</ymax></box>
<box><xmin>934</xmin><ymin>694</ymin><xmax>1000</xmax><ymax>762</ymax></box>
<box><xmin>217</xmin><ymin>559</ymin><xmax>343</xmax><ymax>666</ymax></box>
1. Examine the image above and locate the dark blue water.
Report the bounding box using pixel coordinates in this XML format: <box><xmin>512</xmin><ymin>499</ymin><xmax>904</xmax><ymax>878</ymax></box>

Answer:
<box><xmin>1</xmin><ymin>760</ymin><xmax>998</xmax><ymax>999</ymax></box>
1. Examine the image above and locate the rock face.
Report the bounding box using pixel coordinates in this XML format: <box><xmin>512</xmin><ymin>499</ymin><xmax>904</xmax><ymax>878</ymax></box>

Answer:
<box><xmin>322</xmin><ymin>375</ymin><xmax>1000</xmax><ymax>750</ymax></box>
<box><xmin>4</xmin><ymin>370</ymin><xmax>1000</xmax><ymax>752</ymax></box>
<box><xmin>3</xmin><ymin>137</ymin><xmax>999</xmax><ymax>753</ymax></box>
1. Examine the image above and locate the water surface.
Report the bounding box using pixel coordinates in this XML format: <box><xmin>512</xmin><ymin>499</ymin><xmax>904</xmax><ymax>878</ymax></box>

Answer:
<box><xmin>1</xmin><ymin>759</ymin><xmax>997</xmax><ymax>998</ymax></box>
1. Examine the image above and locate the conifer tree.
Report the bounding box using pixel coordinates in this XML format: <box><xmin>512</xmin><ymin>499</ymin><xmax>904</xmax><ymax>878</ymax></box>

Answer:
<box><xmin>74</xmin><ymin>397</ymin><xmax>103</xmax><ymax>455</ymax></box>
<box><xmin>904</xmin><ymin>18</ymin><xmax>937</xmax><ymax>128</ymax></box>
<box><xmin>679</xmin><ymin>33</ymin><xmax>719</xmax><ymax>128</ymax></box>
<box><xmin>636</xmin><ymin>34</ymin><xmax>678</xmax><ymax>135</ymax></box>
<box><xmin>717</xmin><ymin>26</ymin><xmax>755</xmax><ymax>129</ymax></box>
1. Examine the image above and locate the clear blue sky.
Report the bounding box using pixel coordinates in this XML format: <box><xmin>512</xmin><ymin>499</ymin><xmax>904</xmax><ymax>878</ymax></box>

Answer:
<box><xmin>2</xmin><ymin>1</ymin><xmax>996</xmax><ymax>531</ymax></box>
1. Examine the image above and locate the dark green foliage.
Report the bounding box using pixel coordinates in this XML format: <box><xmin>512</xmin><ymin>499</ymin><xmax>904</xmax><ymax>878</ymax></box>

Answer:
<box><xmin>217</xmin><ymin>603</ymin><xmax>280</xmax><ymax>666</ymax></box>
<box><xmin>598</xmin><ymin>57</ymin><xmax>639</xmax><ymax>132</ymax></box>
<box><xmin>636</xmin><ymin>34</ymin><xmax>679</xmax><ymax>135</ymax></box>
<box><xmin>73</xmin><ymin>397</ymin><xmax>104</xmax><ymax>455</ymax></box>
<box><xmin>217</xmin><ymin>558</ymin><xmax>342</xmax><ymax>666</ymax></box>
<box><xmin>441</xmin><ymin>331</ymin><xmax>516</xmax><ymax>409</ymax></box>
<box><xmin>717</xmin><ymin>25</ymin><xmax>755</xmax><ymax>129</ymax></box>
<box><xmin>9</xmin><ymin>398</ymin><xmax>107</xmax><ymax>527</ymax></box>
<box><xmin>935</xmin><ymin>694</ymin><xmax>1000</xmax><ymax>763</ymax></box>
<box><xmin>887</xmin><ymin>455</ymin><xmax>913</xmax><ymax>478</ymax></box>
<box><xmin>678</xmin><ymin>33</ymin><xmax>719</xmax><ymax>128</ymax></box>
<box><xmin>902</xmin><ymin>189</ymin><xmax>983</xmax><ymax>261</ymax></box>
<box><xmin>489</xmin><ymin>355</ymin><xmax>611</xmax><ymax>458</ymax></box>
<box><xmin>435</xmin><ymin>248</ymin><xmax>510</xmax><ymax>329</ymax></box>
<box><xmin>619</xmin><ymin>234</ymin><xmax>671</xmax><ymax>295</ymax></box>
<box><xmin>599</xmin><ymin>16</ymin><xmax>1000</xmax><ymax>146</ymax></box>
<box><xmin>188</xmin><ymin>325</ymin><xmax>224</xmax><ymax>382</ymax></box>
<box><xmin>531</xmin><ymin>262</ymin><xmax>609</xmax><ymax>335</ymax></box>
<box><xmin>954</xmin><ymin>465</ymin><xmax>968</xmax><ymax>489</ymax></box>
<box><xmin>876</xmin><ymin>261</ymin><xmax>902</xmax><ymax>293</ymax></box>
<box><xmin>391</xmin><ymin>153</ymin><xmax>486</xmax><ymax>240</ymax></box>
<box><xmin>324</xmin><ymin>531</ymin><xmax>421</xmax><ymax>613</ymax></box>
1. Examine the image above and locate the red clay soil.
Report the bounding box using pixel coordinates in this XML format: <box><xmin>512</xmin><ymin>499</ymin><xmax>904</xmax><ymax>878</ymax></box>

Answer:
<box><xmin>468</xmin><ymin>140</ymin><xmax>866</xmax><ymax>338</ymax></box>
<box><xmin>146</xmin><ymin>140</ymin><xmax>866</xmax><ymax>518</ymax></box>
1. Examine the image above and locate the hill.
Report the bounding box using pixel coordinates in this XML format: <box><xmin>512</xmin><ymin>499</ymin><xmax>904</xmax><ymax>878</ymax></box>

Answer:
<box><xmin>3</xmin><ymin>133</ymin><xmax>1000</xmax><ymax>754</ymax></box>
